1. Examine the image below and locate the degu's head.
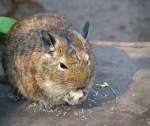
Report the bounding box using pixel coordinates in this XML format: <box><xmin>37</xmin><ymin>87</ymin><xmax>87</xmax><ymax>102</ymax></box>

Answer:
<box><xmin>41</xmin><ymin>22</ymin><xmax>95</xmax><ymax>105</ymax></box>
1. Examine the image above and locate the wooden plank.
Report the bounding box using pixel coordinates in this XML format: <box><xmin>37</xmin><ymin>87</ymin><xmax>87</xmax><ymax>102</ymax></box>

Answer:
<box><xmin>90</xmin><ymin>41</ymin><xmax>150</xmax><ymax>48</ymax></box>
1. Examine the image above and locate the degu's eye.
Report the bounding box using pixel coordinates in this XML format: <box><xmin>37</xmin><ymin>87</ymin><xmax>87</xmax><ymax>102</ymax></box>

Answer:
<box><xmin>58</xmin><ymin>62</ymin><xmax>68</xmax><ymax>71</ymax></box>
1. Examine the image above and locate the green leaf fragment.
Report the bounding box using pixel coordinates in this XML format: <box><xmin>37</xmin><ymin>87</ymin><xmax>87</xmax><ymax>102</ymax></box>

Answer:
<box><xmin>96</xmin><ymin>81</ymin><xmax>118</xmax><ymax>104</ymax></box>
<box><xmin>0</xmin><ymin>17</ymin><xmax>17</xmax><ymax>35</ymax></box>
<box><xmin>96</xmin><ymin>81</ymin><xmax>110</xmax><ymax>88</ymax></box>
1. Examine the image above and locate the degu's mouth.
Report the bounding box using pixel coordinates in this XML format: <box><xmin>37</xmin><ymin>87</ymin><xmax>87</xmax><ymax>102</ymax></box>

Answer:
<box><xmin>64</xmin><ymin>90</ymin><xmax>87</xmax><ymax>105</ymax></box>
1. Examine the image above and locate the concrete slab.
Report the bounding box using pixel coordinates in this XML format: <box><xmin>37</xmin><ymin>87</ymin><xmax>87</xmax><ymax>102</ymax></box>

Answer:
<box><xmin>0</xmin><ymin>43</ymin><xmax>150</xmax><ymax>126</ymax></box>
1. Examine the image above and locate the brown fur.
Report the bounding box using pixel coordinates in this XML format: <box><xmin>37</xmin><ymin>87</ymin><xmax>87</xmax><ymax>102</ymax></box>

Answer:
<box><xmin>3</xmin><ymin>13</ymin><xmax>95</xmax><ymax>107</ymax></box>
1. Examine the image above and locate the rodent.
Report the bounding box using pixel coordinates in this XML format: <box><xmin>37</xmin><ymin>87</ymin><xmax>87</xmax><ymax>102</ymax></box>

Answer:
<box><xmin>2</xmin><ymin>13</ymin><xmax>95</xmax><ymax>108</ymax></box>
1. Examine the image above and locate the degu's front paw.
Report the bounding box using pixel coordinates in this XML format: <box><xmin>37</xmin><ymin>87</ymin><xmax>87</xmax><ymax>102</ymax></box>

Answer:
<box><xmin>64</xmin><ymin>90</ymin><xmax>87</xmax><ymax>105</ymax></box>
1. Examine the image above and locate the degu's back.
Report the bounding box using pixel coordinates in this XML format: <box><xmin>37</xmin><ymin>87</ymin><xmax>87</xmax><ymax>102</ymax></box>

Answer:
<box><xmin>3</xmin><ymin>13</ymin><xmax>95</xmax><ymax>108</ymax></box>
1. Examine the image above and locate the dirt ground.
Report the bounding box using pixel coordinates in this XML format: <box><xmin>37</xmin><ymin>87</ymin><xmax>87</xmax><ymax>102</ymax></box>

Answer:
<box><xmin>0</xmin><ymin>0</ymin><xmax>150</xmax><ymax>126</ymax></box>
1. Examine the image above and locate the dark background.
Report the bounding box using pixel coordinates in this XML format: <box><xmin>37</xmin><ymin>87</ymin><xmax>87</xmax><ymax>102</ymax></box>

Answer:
<box><xmin>1</xmin><ymin>0</ymin><xmax>150</xmax><ymax>42</ymax></box>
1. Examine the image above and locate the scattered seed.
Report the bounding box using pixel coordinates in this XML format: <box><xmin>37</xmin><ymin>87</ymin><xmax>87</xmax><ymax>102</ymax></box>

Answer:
<box><xmin>63</xmin><ymin>112</ymin><xmax>67</xmax><ymax>116</ymax></box>
<box><xmin>95</xmin><ymin>91</ymin><xmax>99</xmax><ymax>96</ymax></box>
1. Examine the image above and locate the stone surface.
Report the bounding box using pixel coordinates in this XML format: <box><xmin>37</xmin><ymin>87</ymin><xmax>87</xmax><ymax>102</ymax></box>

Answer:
<box><xmin>0</xmin><ymin>0</ymin><xmax>12</xmax><ymax>16</ymax></box>
<box><xmin>0</xmin><ymin>44</ymin><xmax>150</xmax><ymax>126</ymax></box>
<box><xmin>1</xmin><ymin>0</ymin><xmax>150</xmax><ymax>41</ymax></box>
<box><xmin>9</xmin><ymin>0</ymin><xmax>46</xmax><ymax>19</ymax></box>
<box><xmin>35</xmin><ymin>0</ymin><xmax>150</xmax><ymax>41</ymax></box>
<box><xmin>0</xmin><ymin>45</ymin><xmax>5</xmax><ymax>81</ymax></box>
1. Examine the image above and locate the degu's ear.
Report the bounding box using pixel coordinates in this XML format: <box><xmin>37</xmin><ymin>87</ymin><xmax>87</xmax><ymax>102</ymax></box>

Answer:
<box><xmin>41</xmin><ymin>30</ymin><xmax>56</xmax><ymax>53</ymax></box>
<box><xmin>81</xmin><ymin>21</ymin><xmax>90</xmax><ymax>39</ymax></box>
